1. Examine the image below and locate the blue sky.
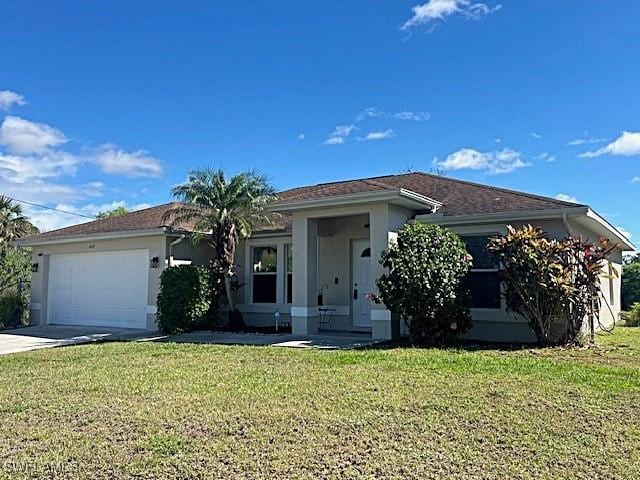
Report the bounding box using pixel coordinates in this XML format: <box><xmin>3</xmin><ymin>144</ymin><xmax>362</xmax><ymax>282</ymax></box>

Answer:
<box><xmin>0</xmin><ymin>1</ymin><xmax>638</xmax><ymax>247</ymax></box>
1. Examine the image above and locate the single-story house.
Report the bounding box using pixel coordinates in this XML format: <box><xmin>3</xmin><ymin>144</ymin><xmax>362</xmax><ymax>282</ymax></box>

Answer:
<box><xmin>17</xmin><ymin>172</ymin><xmax>634</xmax><ymax>342</ymax></box>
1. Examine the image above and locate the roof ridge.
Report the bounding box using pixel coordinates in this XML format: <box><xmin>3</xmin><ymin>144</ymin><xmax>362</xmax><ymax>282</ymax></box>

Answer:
<box><xmin>282</xmin><ymin>171</ymin><xmax>582</xmax><ymax>208</ymax></box>
<box><xmin>362</xmin><ymin>178</ymin><xmax>398</xmax><ymax>190</ymax></box>
<box><xmin>310</xmin><ymin>172</ymin><xmax>407</xmax><ymax>188</ymax></box>
<box><xmin>281</xmin><ymin>179</ymin><xmax>384</xmax><ymax>201</ymax></box>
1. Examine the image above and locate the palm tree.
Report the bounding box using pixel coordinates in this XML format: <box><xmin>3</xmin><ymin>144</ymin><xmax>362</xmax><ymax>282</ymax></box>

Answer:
<box><xmin>162</xmin><ymin>169</ymin><xmax>278</xmax><ymax>321</ymax></box>
<box><xmin>0</xmin><ymin>196</ymin><xmax>34</xmax><ymax>247</ymax></box>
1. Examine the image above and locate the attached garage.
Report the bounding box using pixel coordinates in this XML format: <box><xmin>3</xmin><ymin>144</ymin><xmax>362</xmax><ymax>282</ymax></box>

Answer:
<box><xmin>17</xmin><ymin>203</ymin><xmax>206</xmax><ymax>331</ymax></box>
<box><xmin>47</xmin><ymin>250</ymin><xmax>149</xmax><ymax>329</ymax></box>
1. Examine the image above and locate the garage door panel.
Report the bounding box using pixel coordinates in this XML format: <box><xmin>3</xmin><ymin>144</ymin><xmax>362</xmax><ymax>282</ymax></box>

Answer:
<box><xmin>48</xmin><ymin>250</ymin><xmax>149</xmax><ymax>329</ymax></box>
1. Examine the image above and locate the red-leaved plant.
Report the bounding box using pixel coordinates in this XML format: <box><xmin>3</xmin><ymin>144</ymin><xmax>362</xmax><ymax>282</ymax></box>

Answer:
<box><xmin>487</xmin><ymin>225</ymin><xmax>616</xmax><ymax>346</ymax></box>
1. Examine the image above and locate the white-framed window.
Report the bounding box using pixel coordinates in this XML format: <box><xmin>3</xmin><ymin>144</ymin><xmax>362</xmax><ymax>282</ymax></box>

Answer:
<box><xmin>460</xmin><ymin>234</ymin><xmax>501</xmax><ymax>310</ymax></box>
<box><xmin>251</xmin><ymin>246</ymin><xmax>278</xmax><ymax>304</ymax></box>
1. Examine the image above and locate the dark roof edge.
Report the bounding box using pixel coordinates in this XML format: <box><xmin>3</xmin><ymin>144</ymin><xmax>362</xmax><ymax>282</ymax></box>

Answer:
<box><xmin>17</xmin><ymin>202</ymin><xmax>179</xmax><ymax>243</ymax></box>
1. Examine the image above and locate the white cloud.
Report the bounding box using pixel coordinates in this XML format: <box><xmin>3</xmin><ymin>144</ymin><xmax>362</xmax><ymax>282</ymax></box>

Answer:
<box><xmin>0</xmin><ymin>151</ymin><xmax>80</xmax><ymax>183</ymax></box>
<box><xmin>0</xmin><ymin>116</ymin><xmax>67</xmax><ymax>154</ymax></box>
<box><xmin>616</xmin><ymin>226</ymin><xmax>633</xmax><ymax>241</ymax></box>
<box><xmin>0</xmin><ymin>90</ymin><xmax>26</xmax><ymax>111</ymax></box>
<box><xmin>0</xmin><ymin>179</ymin><xmax>106</xmax><ymax>211</ymax></box>
<box><xmin>530</xmin><ymin>132</ymin><xmax>541</xmax><ymax>139</ymax></box>
<box><xmin>324</xmin><ymin>136</ymin><xmax>345</xmax><ymax>145</ymax></box>
<box><xmin>362</xmin><ymin>129</ymin><xmax>395</xmax><ymax>141</ymax></box>
<box><xmin>567</xmin><ymin>135</ymin><xmax>606</xmax><ymax>146</ymax></box>
<box><xmin>24</xmin><ymin>200</ymin><xmax>151</xmax><ymax>232</ymax></box>
<box><xmin>435</xmin><ymin>147</ymin><xmax>530</xmax><ymax>174</ymax></box>
<box><xmin>535</xmin><ymin>152</ymin><xmax>556</xmax><ymax>163</ymax></box>
<box><xmin>394</xmin><ymin>111</ymin><xmax>431</xmax><ymax>122</ymax></box>
<box><xmin>324</xmin><ymin>124</ymin><xmax>356</xmax><ymax>145</ymax></box>
<box><xmin>555</xmin><ymin>193</ymin><xmax>578</xmax><ymax>203</ymax></box>
<box><xmin>632</xmin><ymin>176</ymin><xmax>640</xmax><ymax>183</ymax></box>
<box><xmin>92</xmin><ymin>144</ymin><xmax>163</xmax><ymax>177</ymax></box>
<box><xmin>355</xmin><ymin>107</ymin><xmax>385</xmax><ymax>122</ymax></box>
<box><xmin>0</xmin><ymin>115</ymin><xmax>110</xmax><ymax>207</ymax></box>
<box><xmin>331</xmin><ymin>125</ymin><xmax>355</xmax><ymax>137</ymax></box>
<box><xmin>402</xmin><ymin>0</ymin><xmax>501</xmax><ymax>30</ymax></box>
<box><xmin>355</xmin><ymin>108</ymin><xmax>431</xmax><ymax>123</ymax></box>
<box><xmin>580</xmin><ymin>131</ymin><xmax>640</xmax><ymax>158</ymax></box>
<box><xmin>297</xmin><ymin>133</ymin><xmax>305</xmax><ymax>140</ymax></box>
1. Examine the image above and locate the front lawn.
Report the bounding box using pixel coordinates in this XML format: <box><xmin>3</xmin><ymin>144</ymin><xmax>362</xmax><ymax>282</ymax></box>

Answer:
<box><xmin>1</xmin><ymin>329</ymin><xmax>639</xmax><ymax>479</ymax></box>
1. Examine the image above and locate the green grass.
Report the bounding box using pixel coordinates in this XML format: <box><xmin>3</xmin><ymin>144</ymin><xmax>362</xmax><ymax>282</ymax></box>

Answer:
<box><xmin>1</xmin><ymin>329</ymin><xmax>640</xmax><ymax>479</ymax></box>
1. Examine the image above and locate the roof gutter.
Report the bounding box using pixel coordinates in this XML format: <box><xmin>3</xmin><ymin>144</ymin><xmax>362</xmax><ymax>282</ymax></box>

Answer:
<box><xmin>415</xmin><ymin>206</ymin><xmax>635</xmax><ymax>251</ymax></box>
<box><xmin>168</xmin><ymin>234</ymin><xmax>186</xmax><ymax>267</ymax></box>
<box><xmin>14</xmin><ymin>228</ymin><xmax>168</xmax><ymax>247</ymax></box>
<box><xmin>414</xmin><ymin>206</ymin><xmax>589</xmax><ymax>226</ymax></box>
<box><xmin>582</xmin><ymin>208</ymin><xmax>636</xmax><ymax>251</ymax></box>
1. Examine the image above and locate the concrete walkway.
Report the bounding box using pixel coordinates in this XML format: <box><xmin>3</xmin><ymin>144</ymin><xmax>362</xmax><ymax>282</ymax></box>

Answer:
<box><xmin>0</xmin><ymin>325</ymin><xmax>152</xmax><ymax>355</ymax></box>
<box><xmin>0</xmin><ymin>326</ymin><xmax>379</xmax><ymax>355</ymax></box>
<box><xmin>162</xmin><ymin>331</ymin><xmax>378</xmax><ymax>349</ymax></box>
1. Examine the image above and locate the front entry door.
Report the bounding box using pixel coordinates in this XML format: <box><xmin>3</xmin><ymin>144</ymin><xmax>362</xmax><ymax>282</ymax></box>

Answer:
<box><xmin>352</xmin><ymin>239</ymin><xmax>372</xmax><ymax>327</ymax></box>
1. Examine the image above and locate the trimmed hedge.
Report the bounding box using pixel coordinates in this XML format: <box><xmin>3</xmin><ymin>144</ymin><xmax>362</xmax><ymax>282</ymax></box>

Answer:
<box><xmin>156</xmin><ymin>265</ymin><xmax>214</xmax><ymax>334</ymax></box>
<box><xmin>0</xmin><ymin>291</ymin><xmax>28</xmax><ymax>329</ymax></box>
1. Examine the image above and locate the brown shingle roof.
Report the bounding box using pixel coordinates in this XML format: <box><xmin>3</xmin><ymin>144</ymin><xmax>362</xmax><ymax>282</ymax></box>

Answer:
<box><xmin>20</xmin><ymin>202</ymin><xmax>181</xmax><ymax>243</ymax></box>
<box><xmin>20</xmin><ymin>172</ymin><xmax>584</xmax><ymax>243</ymax></box>
<box><xmin>276</xmin><ymin>172</ymin><xmax>584</xmax><ymax>216</ymax></box>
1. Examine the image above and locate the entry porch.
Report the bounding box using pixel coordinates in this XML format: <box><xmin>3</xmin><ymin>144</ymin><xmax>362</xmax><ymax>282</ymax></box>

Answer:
<box><xmin>236</xmin><ymin>201</ymin><xmax>421</xmax><ymax>340</ymax></box>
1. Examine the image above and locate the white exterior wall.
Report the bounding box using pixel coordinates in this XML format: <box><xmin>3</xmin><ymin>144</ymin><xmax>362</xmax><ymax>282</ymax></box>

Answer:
<box><xmin>233</xmin><ymin>203</ymin><xmax>412</xmax><ymax>337</ymax></box>
<box><xmin>419</xmin><ymin>216</ymin><xmax>623</xmax><ymax>342</ymax></box>
<box><xmin>29</xmin><ymin>234</ymin><xmax>167</xmax><ymax>330</ymax></box>
<box><xmin>566</xmin><ymin>220</ymin><xmax>623</xmax><ymax>330</ymax></box>
<box><xmin>27</xmin><ymin>208</ymin><xmax>624</xmax><ymax>342</ymax></box>
<box><xmin>166</xmin><ymin>236</ymin><xmax>214</xmax><ymax>267</ymax></box>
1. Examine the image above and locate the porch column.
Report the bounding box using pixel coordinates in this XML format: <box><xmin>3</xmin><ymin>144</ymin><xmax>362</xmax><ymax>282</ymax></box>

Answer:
<box><xmin>369</xmin><ymin>204</ymin><xmax>412</xmax><ymax>340</ymax></box>
<box><xmin>291</xmin><ymin>214</ymin><xmax>319</xmax><ymax>335</ymax></box>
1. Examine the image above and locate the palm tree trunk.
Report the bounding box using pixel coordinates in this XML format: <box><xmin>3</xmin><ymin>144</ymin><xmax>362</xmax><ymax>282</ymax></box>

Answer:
<box><xmin>224</xmin><ymin>273</ymin><xmax>235</xmax><ymax>311</ymax></box>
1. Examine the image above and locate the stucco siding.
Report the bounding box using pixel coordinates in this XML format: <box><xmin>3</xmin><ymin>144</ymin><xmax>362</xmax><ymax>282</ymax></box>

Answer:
<box><xmin>166</xmin><ymin>236</ymin><xmax>213</xmax><ymax>266</ymax></box>
<box><xmin>441</xmin><ymin>217</ymin><xmax>622</xmax><ymax>342</ymax></box>
<box><xmin>317</xmin><ymin>215</ymin><xmax>369</xmax><ymax>310</ymax></box>
<box><xmin>29</xmin><ymin>234</ymin><xmax>166</xmax><ymax>330</ymax></box>
<box><xmin>568</xmin><ymin>220</ymin><xmax>623</xmax><ymax>330</ymax></box>
<box><xmin>27</xmin><ymin>208</ymin><xmax>624</xmax><ymax>341</ymax></box>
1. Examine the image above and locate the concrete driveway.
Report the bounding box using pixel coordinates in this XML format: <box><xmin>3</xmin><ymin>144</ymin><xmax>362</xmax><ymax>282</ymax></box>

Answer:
<box><xmin>0</xmin><ymin>325</ymin><xmax>152</xmax><ymax>355</ymax></box>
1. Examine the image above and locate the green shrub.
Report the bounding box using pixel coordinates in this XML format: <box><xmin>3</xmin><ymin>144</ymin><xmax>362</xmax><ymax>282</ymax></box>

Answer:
<box><xmin>0</xmin><ymin>291</ymin><xmax>28</xmax><ymax>329</ymax></box>
<box><xmin>621</xmin><ymin>303</ymin><xmax>640</xmax><ymax>327</ymax></box>
<box><xmin>622</xmin><ymin>256</ymin><xmax>640</xmax><ymax>310</ymax></box>
<box><xmin>487</xmin><ymin>225</ymin><xmax>614</xmax><ymax>346</ymax></box>
<box><xmin>156</xmin><ymin>265</ymin><xmax>214</xmax><ymax>334</ymax></box>
<box><xmin>375</xmin><ymin>223</ymin><xmax>473</xmax><ymax>345</ymax></box>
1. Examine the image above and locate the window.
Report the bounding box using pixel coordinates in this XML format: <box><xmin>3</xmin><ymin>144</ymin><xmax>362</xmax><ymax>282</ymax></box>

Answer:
<box><xmin>252</xmin><ymin>246</ymin><xmax>277</xmax><ymax>303</ymax></box>
<box><xmin>461</xmin><ymin>235</ymin><xmax>501</xmax><ymax>309</ymax></box>
<box><xmin>285</xmin><ymin>244</ymin><xmax>293</xmax><ymax>304</ymax></box>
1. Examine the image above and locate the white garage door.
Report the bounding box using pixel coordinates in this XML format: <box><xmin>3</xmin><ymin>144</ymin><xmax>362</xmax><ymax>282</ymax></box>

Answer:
<box><xmin>48</xmin><ymin>250</ymin><xmax>149</xmax><ymax>329</ymax></box>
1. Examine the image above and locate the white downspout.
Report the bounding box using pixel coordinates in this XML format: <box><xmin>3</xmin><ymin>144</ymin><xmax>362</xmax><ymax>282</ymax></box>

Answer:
<box><xmin>168</xmin><ymin>234</ymin><xmax>186</xmax><ymax>267</ymax></box>
<box><xmin>562</xmin><ymin>212</ymin><xmax>574</xmax><ymax>236</ymax></box>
